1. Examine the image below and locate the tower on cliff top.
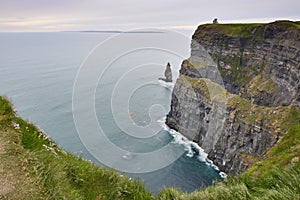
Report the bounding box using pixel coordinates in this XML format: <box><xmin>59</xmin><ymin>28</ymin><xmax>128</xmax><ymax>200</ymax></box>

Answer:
<box><xmin>213</xmin><ymin>18</ymin><xmax>219</xmax><ymax>24</ymax></box>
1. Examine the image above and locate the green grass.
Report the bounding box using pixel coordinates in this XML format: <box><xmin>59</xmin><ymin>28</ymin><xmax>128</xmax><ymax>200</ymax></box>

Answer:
<box><xmin>1</xmin><ymin>94</ymin><xmax>300</xmax><ymax>199</ymax></box>
<box><xmin>178</xmin><ymin>75</ymin><xmax>228</xmax><ymax>103</ymax></box>
<box><xmin>219</xmin><ymin>55</ymin><xmax>254</xmax><ymax>87</ymax></box>
<box><xmin>227</xmin><ymin>97</ymin><xmax>300</xmax><ymax>133</ymax></box>
<box><xmin>248</xmin><ymin>74</ymin><xmax>276</xmax><ymax>95</ymax></box>
<box><xmin>184</xmin><ymin>54</ymin><xmax>257</xmax><ymax>88</ymax></box>
<box><xmin>157</xmin><ymin>167</ymin><xmax>300</xmax><ymax>200</ymax></box>
<box><xmin>0</xmin><ymin>96</ymin><xmax>153</xmax><ymax>200</ymax></box>
<box><xmin>246</xmin><ymin>125</ymin><xmax>300</xmax><ymax>177</ymax></box>
<box><xmin>195</xmin><ymin>20</ymin><xmax>300</xmax><ymax>39</ymax></box>
<box><xmin>157</xmin><ymin>124</ymin><xmax>300</xmax><ymax>199</ymax></box>
<box><xmin>194</xmin><ymin>23</ymin><xmax>263</xmax><ymax>39</ymax></box>
<box><xmin>271</xmin><ymin>20</ymin><xmax>300</xmax><ymax>29</ymax></box>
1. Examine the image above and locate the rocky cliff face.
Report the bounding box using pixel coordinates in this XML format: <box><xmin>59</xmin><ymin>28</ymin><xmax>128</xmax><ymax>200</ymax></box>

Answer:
<box><xmin>166</xmin><ymin>21</ymin><xmax>300</xmax><ymax>175</ymax></box>
<box><xmin>192</xmin><ymin>21</ymin><xmax>300</xmax><ymax>107</ymax></box>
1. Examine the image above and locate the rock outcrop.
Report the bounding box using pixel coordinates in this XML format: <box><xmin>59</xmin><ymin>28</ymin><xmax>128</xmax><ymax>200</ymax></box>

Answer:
<box><xmin>159</xmin><ymin>62</ymin><xmax>173</xmax><ymax>82</ymax></box>
<box><xmin>166</xmin><ymin>21</ymin><xmax>300</xmax><ymax>175</ymax></box>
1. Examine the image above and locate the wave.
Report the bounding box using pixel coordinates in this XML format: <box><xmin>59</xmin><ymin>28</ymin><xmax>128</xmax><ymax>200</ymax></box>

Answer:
<box><xmin>157</xmin><ymin>117</ymin><xmax>227</xmax><ymax>179</ymax></box>
<box><xmin>157</xmin><ymin>80</ymin><xmax>174</xmax><ymax>90</ymax></box>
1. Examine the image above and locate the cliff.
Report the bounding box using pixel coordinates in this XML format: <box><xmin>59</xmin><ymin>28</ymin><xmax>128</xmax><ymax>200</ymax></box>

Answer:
<box><xmin>166</xmin><ymin>21</ymin><xmax>300</xmax><ymax>175</ymax></box>
<box><xmin>192</xmin><ymin>20</ymin><xmax>300</xmax><ymax>107</ymax></box>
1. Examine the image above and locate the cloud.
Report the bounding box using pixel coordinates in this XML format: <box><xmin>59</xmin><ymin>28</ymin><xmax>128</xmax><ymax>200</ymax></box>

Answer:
<box><xmin>0</xmin><ymin>0</ymin><xmax>299</xmax><ymax>32</ymax></box>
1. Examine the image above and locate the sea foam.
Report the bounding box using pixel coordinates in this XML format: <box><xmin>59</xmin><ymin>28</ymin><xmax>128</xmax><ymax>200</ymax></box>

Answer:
<box><xmin>157</xmin><ymin>117</ymin><xmax>227</xmax><ymax>179</ymax></box>
<box><xmin>157</xmin><ymin>80</ymin><xmax>174</xmax><ymax>90</ymax></box>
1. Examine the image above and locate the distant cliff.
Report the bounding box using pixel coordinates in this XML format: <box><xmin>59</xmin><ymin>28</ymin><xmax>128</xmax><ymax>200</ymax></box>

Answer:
<box><xmin>166</xmin><ymin>21</ymin><xmax>300</xmax><ymax>175</ymax></box>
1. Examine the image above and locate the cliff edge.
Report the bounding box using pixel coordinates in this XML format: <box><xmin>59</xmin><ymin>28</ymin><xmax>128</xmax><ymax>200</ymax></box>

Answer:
<box><xmin>166</xmin><ymin>20</ymin><xmax>300</xmax><ymax>175</ymax></box>
<box><xmin>0</xmin><ymin>96</ymin><xmax>152</xmax><ymax>199</ymax></box>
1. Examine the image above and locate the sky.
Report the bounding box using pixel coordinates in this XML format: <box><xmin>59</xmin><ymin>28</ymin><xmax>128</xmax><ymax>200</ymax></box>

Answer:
<box><xmin>0</xmin><ymin>0</ymin><xmax>300</xmax><ymax>32</ymax></box>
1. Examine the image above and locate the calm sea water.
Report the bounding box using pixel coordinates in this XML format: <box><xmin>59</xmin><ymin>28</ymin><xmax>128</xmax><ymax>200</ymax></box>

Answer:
<box><xmin>0</xmin><ymin>32</ymin><xmax>221</xmax><ymax>194</ymax></box>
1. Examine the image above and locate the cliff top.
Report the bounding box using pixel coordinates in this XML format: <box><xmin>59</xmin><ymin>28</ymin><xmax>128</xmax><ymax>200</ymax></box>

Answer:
<box><xmin>193</xmin><ymin>20</ymin><xmax>300</xmax><ymax>39</ymax></box>
<box><xmin>190</xmin><ymin>19</ymin><xmax>300</xmax><ymax>107</ymax></box>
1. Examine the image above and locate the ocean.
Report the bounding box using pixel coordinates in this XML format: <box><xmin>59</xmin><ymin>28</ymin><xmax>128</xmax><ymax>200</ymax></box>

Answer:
<box><xmin>0</xmin><ymin>31</ymin><xmax>221</xmax><ymax>194</ymax></box>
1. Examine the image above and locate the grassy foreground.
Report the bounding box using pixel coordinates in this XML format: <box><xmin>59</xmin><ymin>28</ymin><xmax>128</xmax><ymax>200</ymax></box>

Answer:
<box><xmin>0</xmin><ymin>96</ymin><xmax>299</xmax><ymax>199</ymax></box>
<box><xmin>0</xmin><ymin>96</ymin><xmax>152</xmax><ymax>199</ymax></box>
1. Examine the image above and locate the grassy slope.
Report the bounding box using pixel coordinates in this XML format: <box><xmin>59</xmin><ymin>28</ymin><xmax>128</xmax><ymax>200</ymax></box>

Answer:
<box><xmin>0</xmin><ymin>96</ymin><xmax>153</xmax><ymax>200</ymax></box>
<box><xmin>194</xmin><ymin>20</ymin><xmax>300</xmax><ymax>38</ymax></box>
<box><xmin>158</xmin><ymin>125</ymin><xmax>300</xmax><ymax>200</ymax></box>
<box><xmin>1</xmin><ymin>83</ymin><xmax>299</xmax><ymax>199</ymax></box>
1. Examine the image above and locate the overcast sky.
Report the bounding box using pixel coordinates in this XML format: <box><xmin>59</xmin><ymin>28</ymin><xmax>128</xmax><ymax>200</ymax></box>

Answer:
<box><xmin>1</xmin><ymin>0</ymin><xmax>299</xmax><ymax>32</ymax></box>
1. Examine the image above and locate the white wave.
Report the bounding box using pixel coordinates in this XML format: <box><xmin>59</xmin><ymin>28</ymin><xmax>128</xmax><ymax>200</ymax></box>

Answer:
<box><xmin>122</xmin><ymin>152</ymin><xmax>133</xmax><ymax>160</ymax></box>
<box><xmin>157</xmin><ymin>117</ymin><xmax>227</xmax><ymax>179</ymax></box>
<box><xmin>219</xmin><ymin>172</ymin><xmax>227</xmax><ymax>178</ymax></box>
<box><xmin>157</xmin><ymin>80</ymin><xmax>174</xmax><ymax>90</ymax></box>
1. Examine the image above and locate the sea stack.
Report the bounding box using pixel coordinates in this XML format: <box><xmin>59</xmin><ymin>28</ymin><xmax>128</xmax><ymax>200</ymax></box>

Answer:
<box><xmin>159</xmin><ymin>62</ymin><xmax>172</xmax><ymax>82</ymax></box>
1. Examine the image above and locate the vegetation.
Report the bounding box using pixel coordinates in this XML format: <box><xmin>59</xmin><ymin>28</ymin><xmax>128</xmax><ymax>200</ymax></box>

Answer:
<box><xmin>0</xmin><ymin>96</ymin><xmax>153</xmax><ymax>199</ymax></box>
<box><xmin>184</xmin><ymin>54</ymin><xmax>258</xmax><ymax>88</ymax></box>
<box><xmin>179</xmin><ymin>75</ymin><xmax>227</xmax><ymax>102</ymax></box>
<box><xmin>246</xmin><ymin>125</ymin><xmax>300</xmax><ymax>177</ymax></box>
<box><xmin>1</xmin><ymin>94</ymin><xmax>299</xmax><ymax>199</ymax></box>
<box><xmin>158</xmin><ymin>167</ymin><xmax>300</xmax><ymax>200</ymax></box>
<box><xmin>195</xmin><ymin>20</ymin><xmax>300</xmax><ymax>39</ymax></box>
<box><xmin>206</xmin><ymin>23</ymin><xmax>262</xmax><ymax>38</ymax></box>
<box><xmin>271</xmin><ymin>20</ymin><xmax>300</xmax><ymax>29</ymax></box>
<box><xmin>217</xmin><ymin>54</ymin><xmax>254</xmax><ymax>87</ymax></box>
<box><xmin>248</xmin><ymin>74</ymin><xmax>276</xmax><ymax>95</ymax></box>
<box><xmin>157</xmin><ymin>123</ymin><xmax>300</xmax><ymax>200</ymax></box>
<box><xmin>227</xmin><ymin>97</ymin><xmax>300</xmax><ymax>134</ymax></box>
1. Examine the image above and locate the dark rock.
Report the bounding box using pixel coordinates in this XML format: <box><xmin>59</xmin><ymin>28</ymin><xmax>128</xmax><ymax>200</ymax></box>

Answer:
<box><xmin>159</xmin><ymin>62</ymin><xmax>173</xmax><ymax>82</ymax></box>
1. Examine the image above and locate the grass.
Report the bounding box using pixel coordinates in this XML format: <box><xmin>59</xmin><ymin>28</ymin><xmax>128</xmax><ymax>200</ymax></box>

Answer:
<box><xmin>194</xmin><ymin>20</ymin><xmax>300</xmax><ymax>39</ymax></box>
<box><xmin>271</xmin><ymin>20</ymin><xmax>300</xmax><ymax>30</ymax></box>
<box><xmin>177</xmin><ymin>75</ymin><xmax>228</xmax><ymax>102</ymax></box>
<box><xmin>1</xmin><ymin>94</ymin><xmax>299</xmax><ymax>199</ymax></box>
<box><xmin>248</xmin><ymin>74</ymin><xmax>276</xmax><ymax>95</ymax></box>
<box><xmin>157</xmin><ymin>125</ymin><xmax>300</xmax><ymax>199</ymax></box>
<box><xmin>157</xmin><ymin>167</ymin><xmax>300</xmax><ymax>200</ymax></box>
<box><xmin>246</xmin><ymin>125</ymin><xmax>300</xmax><ymax>177</ymax></box>
<box><xmin>0</xmin><ymin>96</ymin><xmax>153</xmax><ymax>200</ymax></box>
<box><xmin>194</xmin><ymin>23</ymin><xmax>262</xmax><ymax>39</ymax></box>
<box><xmin>218</xmin><ymin>55</ymin><xmax>254</xmax><ymax>87</ymax></box>
<box><xmin>183</xmin><ymin>54</ymin><xmax>257</xmax><ymax>88</ymax></box>
<box><xmin>226</xmin><ymin>96</ymin><xmax>300</xmax><ymax>133</ymax></box>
